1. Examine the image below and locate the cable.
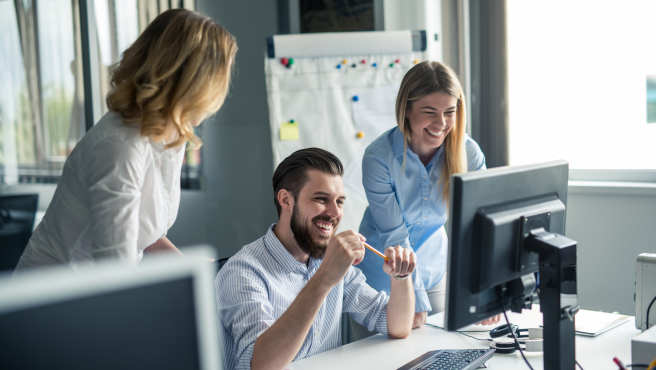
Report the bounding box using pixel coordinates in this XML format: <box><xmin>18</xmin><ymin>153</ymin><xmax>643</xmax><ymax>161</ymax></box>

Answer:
<box><xmin>424</xmin><ymin>323</ymin><xmax>492</xmax><ymax>342</ymax></box>
<box><xmin>625</xmin><ymin>365</ymin><xmax>649</xmax><ymax>368</ymax></box>
<box><xmin>577</xmin><ymin>360</ymin><xmax>585</xmax><ymax>370</ymax></box>
<box><xmin>646</xmin><ymin>294</ymin><xmax>656</xmax><ymax>329</ymax></box>
<box><xmin>498</xmin><ymin>299</ymin><xmax>534</xmax><ymax>370</ymax></box>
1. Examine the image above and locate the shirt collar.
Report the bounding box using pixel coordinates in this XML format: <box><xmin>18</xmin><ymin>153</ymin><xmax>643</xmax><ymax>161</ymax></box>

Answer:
<box><xmin>425</xmin><ymin>145</ymin><xmax>445</xmax><ymax>167</ymax></box>
<box><xmin>391</xmin><ymin>126</ymin><xmax>445</xmax><ymax>167</ymax></box>
<box><xmin>264</xmin><ymin>224</ymin><xmax>318</xmax><ymax>274</ymax></box>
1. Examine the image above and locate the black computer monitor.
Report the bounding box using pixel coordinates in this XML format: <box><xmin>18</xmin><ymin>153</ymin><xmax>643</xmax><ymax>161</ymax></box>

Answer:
<box><xmin>445</xmin><ymin>160</ymin><xmax>578</xmax><ymax>370</ymax></box>
<box><xmin>0</xmin><ymin>194</ymin><xmax>38</xmax><ymax>272</ymax></box>
<box><xmin>0</xmin><ymin>249</ymin><xmax>222</xmax><ymax>370</ymax></box>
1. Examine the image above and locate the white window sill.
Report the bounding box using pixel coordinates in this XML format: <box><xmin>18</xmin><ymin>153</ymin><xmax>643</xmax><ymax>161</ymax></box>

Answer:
<box><xmin>568</xmin><ymin>181</ymin><xmax>656</xmax><ymax>196</ymax></box>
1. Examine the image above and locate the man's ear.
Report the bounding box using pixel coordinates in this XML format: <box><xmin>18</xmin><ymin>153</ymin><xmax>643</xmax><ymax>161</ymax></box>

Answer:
<box><xmin>277</xmin><ymin>189</ymin><xmax>294</xmax><ymax>212</ymax></box>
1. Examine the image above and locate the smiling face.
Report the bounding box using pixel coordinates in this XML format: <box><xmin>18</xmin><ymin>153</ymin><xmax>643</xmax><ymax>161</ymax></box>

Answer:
<box><xmin>405</xmin><ymin>92</ymin><xmax>458</xmax><ymax>160</ymax></box>
<box><xmin>288</xmin><ymin>169</ymin><xmax>344</xmax><ymax>259</ymax></box>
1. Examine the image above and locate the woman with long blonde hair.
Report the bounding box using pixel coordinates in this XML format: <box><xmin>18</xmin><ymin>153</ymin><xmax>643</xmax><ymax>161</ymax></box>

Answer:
<box><xmin>15</xmin><ymin>9</ymin><xmax>237</xmax><ymax>273</ymax></box>
<box><xmin>355</xmin><ymin>61</ymin><xmax>497</xmax><ymax>333</ymax></box>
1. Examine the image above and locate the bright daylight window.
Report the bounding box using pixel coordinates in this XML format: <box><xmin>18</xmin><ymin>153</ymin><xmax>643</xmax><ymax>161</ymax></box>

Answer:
<box><xmin>507</xmin><ymin>0</ymin><xmax>656</xmax><ymax>170</ymax></box>
<box><xmin>0</xmin><ymin>0</ymin><xmax>201</xmax><ymax>188</ymax></box>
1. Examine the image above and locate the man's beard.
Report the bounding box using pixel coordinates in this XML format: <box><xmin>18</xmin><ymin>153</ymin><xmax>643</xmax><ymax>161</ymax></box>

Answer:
<box><xmin>289</xmin><ymin>202</ymin><xmax>338</xmax><ymax>260</ymax></box>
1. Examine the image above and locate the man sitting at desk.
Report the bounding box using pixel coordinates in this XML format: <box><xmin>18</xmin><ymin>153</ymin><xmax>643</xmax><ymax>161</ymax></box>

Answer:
<box><xmin>215</xmin><ymin>148</ymin><xmax>417</xmax><ymax>370</ymax></box>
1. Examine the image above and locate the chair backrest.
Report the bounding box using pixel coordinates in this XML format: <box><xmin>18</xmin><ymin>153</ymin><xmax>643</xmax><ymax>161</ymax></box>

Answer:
<box><xmin>0</xmin><ymin>194</ymin><xmax>38</xmax><ymax>272</ymax></box>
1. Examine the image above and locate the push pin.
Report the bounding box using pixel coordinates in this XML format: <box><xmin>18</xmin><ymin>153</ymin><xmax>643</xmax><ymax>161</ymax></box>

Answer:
<box><xmin>289</xmin><ymin>119</ymin><xmax>295</xmax><ymax>123</ymax></box>
<box><xmin>395</xmin><ymin>59</ymin><xmax>400</xmax><ymax>63</ymax></box>
<box><xmin>287</xmin><ymin>58</ymin><xmax>294</xmax><ymax>67</ymax></box>
<box><xmin>280</xmin><ymin>57</ymin><xmax>289</xmax><ymax>66</ymax></box>
<box><xmin>413</xmin><ymin>59</ymin><xmax>419</xmax><ymax>64</ymax></box>
<box><xmin>372</xmin><ymin>62</ymin><xmax>377</xmax><ymax>67</ymax></box>
<box><xmin>356</xmin><ymin>131</ymin><xmax>365</xmax><ymax>139</ymax></box>
<box><xmin>352</xmin><ymin>95</ymin><xmax>359</xmax><ymax>102</ymax></box>
<box><xmin>351</xmin><ymin>63</ymin><xmax>356</xmax><ymax>68</ymax></box>
<box><xmin>342</xmin><ymin>59</ymin><xmax>348</xmax><ymax>64</ymax></box>
<box><xmin>361</xmin><ymin>59</ymin><xmax>366</xmax><ymax>64</ymax></box>
<box><xmin>389</xmin><ymin>63</ymin><xmax>394</xmax><ymax>67</ymax></box>
<box><xmin>336</xmin><ymin>64</ymin><xmax>342</xmax><ymax>69</ymax></box>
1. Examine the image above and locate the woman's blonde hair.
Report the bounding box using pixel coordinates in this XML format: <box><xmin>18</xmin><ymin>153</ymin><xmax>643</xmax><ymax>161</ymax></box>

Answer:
<box><xmin>107</xmin><ymin>9</ymin><xmax>237</xmax><ymax>149</ymax></box>
<box><xmin>396</xmin><ymin>61</ymin><xmax>468</xmax><ymax>205</ymax></box>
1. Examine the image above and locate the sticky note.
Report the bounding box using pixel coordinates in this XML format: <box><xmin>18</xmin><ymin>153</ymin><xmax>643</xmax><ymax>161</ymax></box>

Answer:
<box><xmin>280</xmin><ymin>122</ymin><xmax>299</xmax><ymax>141</ymax></box>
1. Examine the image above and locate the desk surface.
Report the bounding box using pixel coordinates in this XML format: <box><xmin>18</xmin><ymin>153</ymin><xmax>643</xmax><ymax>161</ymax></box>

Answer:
<box><xmin>287</xmin><ymin>306</ymin><xmax>640</xmax><ymax>370</ymax></box>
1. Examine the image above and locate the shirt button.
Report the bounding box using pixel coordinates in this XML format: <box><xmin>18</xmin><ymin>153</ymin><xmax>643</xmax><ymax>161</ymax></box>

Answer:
<box><xmin>315</xmin><ymin>331</ymin><xmax>319</xmax><ymax>336</ymax></box>
<box><xmin>423</xmin><ymin>175</ymin><xmax>426</xmax><ymax>178</ymax></box>
<box><xmin>423</xmin><ymin>216</ymin><xmax>427</xmax><ymax>219</ymax></box>
<box><xmin>416</xmin><ymin>222</ymin><xmax>420</xmax><ymax>225</ymax></box>
<box><xmin>424</xmin><ymin>197</ymin><xmax>428</xmax><ymax>201</ymax></box>
<box><xmin>164</xmin><ymin>193</ymin><xmax>170</xmax><ymax>199</ymax></box>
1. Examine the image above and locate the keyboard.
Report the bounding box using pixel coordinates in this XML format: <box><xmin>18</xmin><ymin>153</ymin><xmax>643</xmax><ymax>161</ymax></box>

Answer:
<box><xmin>397</xmin><ymin>349</ymin><xmax>495</xmax><ymax>370</ymax></box>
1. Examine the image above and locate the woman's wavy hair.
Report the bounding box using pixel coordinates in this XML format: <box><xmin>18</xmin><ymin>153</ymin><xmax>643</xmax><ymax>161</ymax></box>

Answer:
<box><xmin>395</xmin><ymin>61</ymin><xmax>468</xmax><ymax>206</ymax></box>
<box><xmin>106</xmin><ymin>9</ymin><xmax>237</xmax><ymax>149</ymax></box>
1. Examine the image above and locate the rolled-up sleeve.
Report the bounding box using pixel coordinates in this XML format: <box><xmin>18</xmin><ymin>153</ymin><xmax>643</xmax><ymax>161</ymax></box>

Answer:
<box><xmin>362</xmin><ymin>151</ymin><xmax>431</xmax><ymax>313</ymax></box>
<box><xmin>466</xmin><ymin>138</ymin><xmax>487</xmax><ymax>171</ymax></box>
<box><xmin>87</xmin><ymin>136</ymin><xmax>145</xmax><ymax>265</ymax></box>
<box><xmin>361</xmin><ymin>153</ymin><xmax>411</xmax><ymax>251</ymax></box>
<box><xmin>216</xmin><ymin>260</ymin><xmax>275</xmax><ymax>370</ymax></box>
<box><xmin>342</xmin><ymin>266</ymin><xmax>389</xmax><ymax>335</ymax></box>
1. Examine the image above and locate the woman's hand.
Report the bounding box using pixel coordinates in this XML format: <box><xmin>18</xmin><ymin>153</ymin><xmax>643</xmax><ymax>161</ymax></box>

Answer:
<box><xmin>476</xmin><ymin>314</ymin><xmax>502</xmax><ymax>326</ymax></box>
<box><xmin>144</xmin><ymin>237</ymin><xmax>184</xmax><ymax>256</ymax></box>
<box><xmin>413</xmin><ymin>311</ymin><xmax>428</xmax><ymax>328</ymax></box>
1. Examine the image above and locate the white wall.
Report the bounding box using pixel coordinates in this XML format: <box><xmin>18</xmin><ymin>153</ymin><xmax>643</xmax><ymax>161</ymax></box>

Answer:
<box><xmin>383</xmin><ymin>0</ymin><xmax>442</xmax><ymax>62</ymax></box>
<box><xmin>566</xmin><ymin>184</ymin><xmax>656</xmax><ymax>315</ymax></box>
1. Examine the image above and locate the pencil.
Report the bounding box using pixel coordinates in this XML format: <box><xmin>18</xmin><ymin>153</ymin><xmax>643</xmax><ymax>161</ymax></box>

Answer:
<box><xmin>363</xmin><ymin>241</ymin><xmax>389</xmax><ymax>261</ymax></box>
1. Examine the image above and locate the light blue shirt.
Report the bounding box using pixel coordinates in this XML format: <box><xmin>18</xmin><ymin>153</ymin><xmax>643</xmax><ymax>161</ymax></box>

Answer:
<box><xmin>358</xmin><ymin>127</ymin><xmax>486</xmax><ymax>313</ymax></box>
<box><xmin>215</xmin><ymin>225</ymin><xmax>389</xmax><ymax>370</ymax></box>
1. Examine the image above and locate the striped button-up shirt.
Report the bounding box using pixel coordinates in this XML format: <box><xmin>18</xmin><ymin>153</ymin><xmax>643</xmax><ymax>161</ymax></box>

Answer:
<box><xmin>215</xmin><ymin>224</ymin><xmax>389</xmax><ymax>370</ymax></box>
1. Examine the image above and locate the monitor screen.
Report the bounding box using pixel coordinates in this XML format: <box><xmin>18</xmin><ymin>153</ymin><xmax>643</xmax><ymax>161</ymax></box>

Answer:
<box><xmin>445</xmin><ymin>160</ymin><xmax>569</xmax><ymax>331</ymax></box>
<box><xmin>0</xmin><ymin>250</ymin><xmax>221</xmax><ymax>370</ymax></box>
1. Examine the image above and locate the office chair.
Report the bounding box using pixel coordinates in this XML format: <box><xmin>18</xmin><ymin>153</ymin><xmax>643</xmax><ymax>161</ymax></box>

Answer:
<box><xmin>0</xmin><ymin>194</ymin><xmax>38</xmax><ymax>272</ymax></box>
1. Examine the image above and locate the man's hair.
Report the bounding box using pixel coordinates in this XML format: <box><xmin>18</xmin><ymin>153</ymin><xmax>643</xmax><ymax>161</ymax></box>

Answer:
<box><xmin>272</xmin><ymin>148</ymin><xmax>344</xmax><ymax>217</ymax></box>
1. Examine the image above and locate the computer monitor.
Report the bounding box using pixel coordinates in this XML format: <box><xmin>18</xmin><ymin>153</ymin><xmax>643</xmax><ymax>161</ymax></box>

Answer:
<box><xmin>0</xmin><ymin>194</ymin><xmax>38</xmax><ymax>272</ymax></box>
<box><xmin>445</xmin><ymin>160</ymin><xmax>578</xmax><ymax>370</ymax></box>
<box><xmin>0</xmin><ymin>247</ymin><xmax>222</xmax><ymax>370</ymax></box>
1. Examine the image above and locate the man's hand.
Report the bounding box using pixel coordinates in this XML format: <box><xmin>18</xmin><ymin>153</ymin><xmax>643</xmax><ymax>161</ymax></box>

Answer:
<box><xmin>413</xmin><ymin>311</ymin><xmax>427</xmax><ymax>328</ymax></box>
<box><xmin>382</xmin><ymin>245</ymin><xmax>416</xmax><ymax>277</ymax></box>
<box><xmin>476</xmin><ymin>314</ymin><xmax>502</xmax><ymax>326</ymax></box>
<box><xmin>315</xmin><ymin>231</ymin><xmax>366</xmax><ymax>287</ymax></box>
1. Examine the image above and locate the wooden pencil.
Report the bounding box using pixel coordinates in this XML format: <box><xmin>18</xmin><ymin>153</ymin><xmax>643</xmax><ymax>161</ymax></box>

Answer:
<box><xmin>363</xmin><ymin>241</ymin><xmax>389</xmax><ymax>261</ymax></box>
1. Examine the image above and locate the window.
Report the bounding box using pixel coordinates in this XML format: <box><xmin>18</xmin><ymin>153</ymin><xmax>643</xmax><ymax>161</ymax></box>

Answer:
<box><xmin>0</xmin><ymin>0</ymin><xmax>201</xmax><ymax>189</ymax></box>
<box><xmin>507</xmin><ymin>0</ymin><xmax>656</xmax><ymax>171</ymax></box>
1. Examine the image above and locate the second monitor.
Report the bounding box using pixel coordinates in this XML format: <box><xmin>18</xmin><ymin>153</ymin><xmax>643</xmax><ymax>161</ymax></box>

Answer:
<box><xmin>446</xmin><ymin>160</ymin><xmax>578</xmax><ymax>370</ymax></box>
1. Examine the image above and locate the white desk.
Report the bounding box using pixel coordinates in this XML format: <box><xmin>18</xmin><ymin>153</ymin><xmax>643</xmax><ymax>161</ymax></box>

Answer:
<box><xmin>287</xmin><ymin>306</ymin><xmax>640</xmax><ymax>370</ymax></box>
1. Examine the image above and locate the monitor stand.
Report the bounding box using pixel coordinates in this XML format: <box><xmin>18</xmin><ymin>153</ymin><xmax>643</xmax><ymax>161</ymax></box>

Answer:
<box><xmin>526</xmin><ymin>227</ymin><xmax>579</xmax><ymax>370</ymax></box>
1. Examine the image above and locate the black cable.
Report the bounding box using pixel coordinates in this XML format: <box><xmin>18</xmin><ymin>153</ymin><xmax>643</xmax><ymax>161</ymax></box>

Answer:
<box><xmin>626</xmin><ymin>365</ymin><xmax>649</xmax><ymax>368</ymax></box>
<box><xmin>424</xmin><ymin>323</ymin><xmax>492</xmax><ymax>342</ymax></box>
<box><xmin>498</xmin><ymin>299</ymin><xmax>534</xmax><ymax>370</ymax></box>
<box><xmin>577</xmin><ymin>360</ymin><xmax>585</xmax><ymax>370</ymax></box>
<box><xmin>646</xmin><ymin>295</ymin><xmax>656</xmax><ymax>329</ymax></box>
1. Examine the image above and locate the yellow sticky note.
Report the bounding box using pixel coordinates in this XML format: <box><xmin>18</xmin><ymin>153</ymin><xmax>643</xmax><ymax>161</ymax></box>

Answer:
<box><xmin>280</xmin><ymin>122</ymin><xmax>299</xmax><ymax>141</ymax></box>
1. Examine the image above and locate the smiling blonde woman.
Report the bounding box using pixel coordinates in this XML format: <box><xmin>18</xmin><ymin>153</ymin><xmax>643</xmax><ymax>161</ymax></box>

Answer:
<box><xmin>15</xmin><ymin>9</ymin><xmax>237</xmax><ymax>274</ymax></box>
<box><xmin>354</xmin><ymin>61</ymin><xmax>498</xmax><ymax>336</ymax></box>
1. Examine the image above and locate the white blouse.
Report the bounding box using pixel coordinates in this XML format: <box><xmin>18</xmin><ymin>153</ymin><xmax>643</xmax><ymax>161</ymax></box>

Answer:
<box><xmin>15</xmin><ymin>111</ymin><xmax>185</xmax><ymax>273</ymax></box>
